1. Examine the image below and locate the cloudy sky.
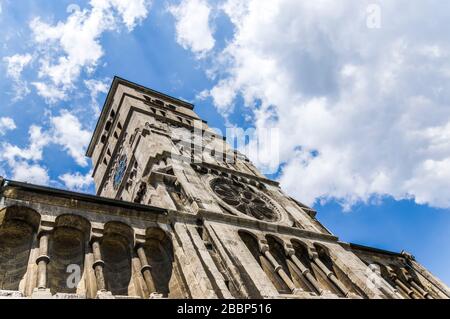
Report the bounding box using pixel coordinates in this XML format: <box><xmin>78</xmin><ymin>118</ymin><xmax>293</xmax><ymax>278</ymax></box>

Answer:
<box><xmin>0</xmin><ymin>0</ymin><xmax>449</xmax><ymax>285</ymax></box>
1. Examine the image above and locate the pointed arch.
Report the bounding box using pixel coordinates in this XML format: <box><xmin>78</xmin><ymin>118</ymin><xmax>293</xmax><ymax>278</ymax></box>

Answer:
<box><xmin>313</xmin><ymin>243</ymin><xmax>365</xmax><ymax>298</ymax></box>
<box><xmin>238</xmin><ymin>230</ymin><xmax>287</xmax><ymax>293</ymax></box>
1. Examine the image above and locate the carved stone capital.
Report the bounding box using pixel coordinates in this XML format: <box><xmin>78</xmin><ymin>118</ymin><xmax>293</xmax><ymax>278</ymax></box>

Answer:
<box><xmin>37</xmin><ymin>228</ymin><xmax>53</xmax><ymax>238</ymax></box>
<box><xmin>141</xmin><ymin>265</ymin><xmax>152</xmax><ymax>274</ymax></box>
<box><xmin>36</xmin><ymin>255</ymin><xmax>50</xmax><ymax>265</ymax></box>
<box><xmin>309</xmin><ymin>250</ymin><xmax>319</xmax><ymax>260</ymax></box>
<box><xmin>285</xmin><ymin>248</ymin><xmax>295</xmax><ymax>257</ymax></box>
<box><xmin>259</xmin><ymin>243</ymin><xmax>269</xmax><ymax>254</ymax></box>
<box><xmin>89</xmin><ymin>234</ymin><xmax>103</xmax><ymax>245</ymax></box>
<box><xmin>92</xmin><ymin>260</ymin><xmax>105</xmax><ymax>268</ymax></box>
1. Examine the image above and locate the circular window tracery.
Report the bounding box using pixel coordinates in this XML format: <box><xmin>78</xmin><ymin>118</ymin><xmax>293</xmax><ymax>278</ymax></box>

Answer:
<box><xmin>210</xmin><ymin>177</ymin><xmax>278</xmax><ymax>222</ymax></box>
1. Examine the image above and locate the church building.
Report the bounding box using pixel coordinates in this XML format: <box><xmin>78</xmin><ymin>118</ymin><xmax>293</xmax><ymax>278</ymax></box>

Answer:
<box><xmin>0</xmin><ymin>77</ymin><xmax>448</xmax><ymax>299</ymax></box>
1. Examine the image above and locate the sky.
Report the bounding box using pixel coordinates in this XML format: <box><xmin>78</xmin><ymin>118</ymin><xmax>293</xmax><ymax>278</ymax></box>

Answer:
<box><xmin>0</xmin><ymin>0</ymin><xmax>449</xmax><ymax>286</ymax></box>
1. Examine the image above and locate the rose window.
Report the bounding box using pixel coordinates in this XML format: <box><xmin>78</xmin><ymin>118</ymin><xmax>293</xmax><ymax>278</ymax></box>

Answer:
<box><xmin>210</xmin><ymin>177</ymin><xmax>278</xmax><ymax>222</ymax></box>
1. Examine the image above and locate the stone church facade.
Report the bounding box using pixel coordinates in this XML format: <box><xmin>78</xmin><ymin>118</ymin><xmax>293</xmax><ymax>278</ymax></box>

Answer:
<box><xmin>0</xmin><ymin>77</ymin><xmax>448</xmax><ymax>299</ymax></box>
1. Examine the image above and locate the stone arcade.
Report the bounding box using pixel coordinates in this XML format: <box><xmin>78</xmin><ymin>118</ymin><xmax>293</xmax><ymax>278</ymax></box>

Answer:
<box><xmin>0</xmin><ymin>77</ymin><xmax>449</xmax><ymax>299</ymax></box>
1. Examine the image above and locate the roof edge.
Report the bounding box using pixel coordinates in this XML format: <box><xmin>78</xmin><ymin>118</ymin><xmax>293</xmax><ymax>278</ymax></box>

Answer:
<box><xmin>348</xmin><ymin>242</ymin><xmax>403</xmax><ymax>257</ymax></box>
<box><xmin>0</xmin><ymin>179</ymin><xmax>167</xmax><ymax>214</ymax></box>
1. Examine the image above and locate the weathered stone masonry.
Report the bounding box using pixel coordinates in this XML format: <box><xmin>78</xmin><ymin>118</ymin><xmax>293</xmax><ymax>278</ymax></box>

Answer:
<box><xmin>0</xmin><ymin>77</ymin><xmax>448</xmax><ymax>299</ymax></box>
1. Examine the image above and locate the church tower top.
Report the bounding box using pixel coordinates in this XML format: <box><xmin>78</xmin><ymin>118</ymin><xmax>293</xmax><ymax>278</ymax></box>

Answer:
<box><xmin>86</xmin><ymin>76</ymin><xmax>196</xmax><ymax>158</ymax></box>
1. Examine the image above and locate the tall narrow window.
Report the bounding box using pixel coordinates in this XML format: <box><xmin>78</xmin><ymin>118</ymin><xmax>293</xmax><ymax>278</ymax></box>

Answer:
<box><xmin>105</xmin><ymin>121</ymin><xmax>112</xmax><ymax>132</ymax></box>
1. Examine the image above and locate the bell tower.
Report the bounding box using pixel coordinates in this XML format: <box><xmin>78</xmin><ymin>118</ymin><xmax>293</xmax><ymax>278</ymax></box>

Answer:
<box><xmin>86</xmin><ymin>76</ymin><xmax>324</xmax><ymax>232</ymax></box>
<box><xmin>84</xmin><ymin>77</ymin><xmax>448</xmax><ymax>299</ymax></box>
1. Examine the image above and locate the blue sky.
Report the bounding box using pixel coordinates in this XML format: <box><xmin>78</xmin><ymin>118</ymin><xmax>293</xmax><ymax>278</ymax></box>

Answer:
<box><xmin>0</xmin><ymin>0</ymin><xmax>449</xmax><ymax>286</ymax></box>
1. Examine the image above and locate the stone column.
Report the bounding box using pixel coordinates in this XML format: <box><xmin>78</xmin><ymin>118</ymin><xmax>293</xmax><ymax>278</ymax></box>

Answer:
<box><xmin>393</xmin><ymin>278</ymin><xmax>419</xmax><ymax>299</ymax></box>
<box><xmin>286</xmin><ymin>249</ymin><xmax>323</xmax><ymax>295</ymax></box>
<box><xmin>36</xmin><ymin>231</ymin><xmax>50</xmax><ymax>289</ymax></box>
<box><xmin>406</xmin><ymin>256</ymin><xmax>450</xmax><ymax>298</ymax></box>
<box><xmin>31</xmin><ymin>229</ymin><xmax>53</xmax><ymax>299</ymax></box>
<box><xmin>386</xmin><ymin>266</ymin><xmax>421</xmax><ymax>299</ymax></box>
<box><xmin>311</xmin><ymin>254</ymin><xmax>350</xmax><ymax>297</ymax></box>
<box><xmin>91</xmin><ymin>238</ymin><xmax>106</xmax><ymax>292</ymax></box>
<box><xmin>401</xmin><ymin>268</ymin><xmax>433</xmax><ymax>299</ymax></box>
<box><xmin>136</xmin><ymin>244</ymin><xmax>156</xmax><ymax>295</ymax></box>
<box><xmin>260</xmin><ymin>244</ymin><xmax>298</xmax><ymax>293</ymax></box>
<box><xmin>409</xmin><ymin>280</ymin><xmax>431</xmax><ymax>299</ymax></box>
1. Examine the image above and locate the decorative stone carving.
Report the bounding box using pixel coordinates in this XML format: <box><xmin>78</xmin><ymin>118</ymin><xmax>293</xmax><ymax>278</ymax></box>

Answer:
<box><xmin>210</xmin><ymin>177</ymin><xmax>278</xmax><ymax>222</ymax></box>
<box><xmin>1</xmin><ymin>78</ymin><xmax>448</xmax><ymax>300</ymax></box>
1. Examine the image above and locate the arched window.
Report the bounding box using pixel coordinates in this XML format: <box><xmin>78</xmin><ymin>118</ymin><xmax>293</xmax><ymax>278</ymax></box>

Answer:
<box><xmin>0</xmin><ymin>206</ymin><xmax>40</xmax><ymax>292</ymax></box>
<box><xmin>101</xmin><ymin>222</ymin><xmax>133</xmax><ymax>296</ymax></box>
<box><xmin>266</xmin><ymin>235</ymin><xmax>294</xmax><ymax>293</ymax></box>
<box><xmin>238</xmin><ymin>231</ymin><xmax>287</xmax><ymax>294</ymax></box>
<box><xmin>142</xmin><ymin>228</ymin><xmax>182</xmax><ymax>298</ymax></box>
<box><xmin>314</xmin><ymin>243</ymin><xmax>365</xmax><ymax>298</ymax></box>
<box><xmin>291</xmin><ymin>240</ymin><xmax>328</xmax><ymax>293</ymax></box>
<box><xmin>48</xmin><ymin>215</ymin><xmax>90</xmax><ymax>295</ymax></box>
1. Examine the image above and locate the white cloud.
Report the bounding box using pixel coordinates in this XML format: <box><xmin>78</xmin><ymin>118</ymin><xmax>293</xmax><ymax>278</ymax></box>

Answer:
<box><xmin>59</xmin><ymin>170</ymin><xmax>93</xmax><ymax>191</ymax></box>
<box><xmin>3</xmin><ymin>53</ymin><xmax>33</xmax><ymax>100</ymax></box>
<box><xmin>0</xmin><ymin>125</ymin><xmax>51</xmax><ymax>186</ymax></box>
<box><xmin>169</xmin><ymin>0</ymin><xmax>215</xmax><ymax>57</ymax></box>
<box><xmin>209</xmin><ymin>79</ymin><xmax>237</xmax><ymax>116</ymax></box>
<box><xmin>204</xmin><ymin>0</ymin><xmax>450</xmax><ymax>210</ymax></box>
<box><xmin>0</xmin><ymin>117</ymin><xmax>16</xmax><ymax>135</ymax></box>
<box><xmin>29</xmin><ymin>0</ymin><xmax>151</xmax><ymax>102</ymax></box>
<box><xmin>84</xmin><ymin>78</ymin><xmax>110</xmax><ymax>116</ymax></box>
<box><xmin>106</xmin><ymin>0</ymin><xmax>151</xmax><ymax>30</ymax></box>
<box><xmin>31</xmin><ymin>81</ymin><xmax>67</xmax><ymax>104</ymax></box>
<box><xmin>4</xmin><ymin>54</ymin><xmax>32</xmax><ymax>79</ymax></box>
<box><xmin>1</xmin><ymin>125</ymin><xmax>51</xmax><ymax>164</ymax></box>
<box><xmin>50</xmin><ymin>110</ymin><xmax>92</xmax><ymax>167</ymax></box>
<box><xmin>195</xmin><ymin>89</ymin><xmax>210</xmax><ymax>101</ymax></box>
<box><xmin>1</xmin><ymin>111</ymin><xmax>91</xmax><ymax>172</ymax></box>
<box><xmin>11</xmin><ymin>162</ymin><xmax>50</xmax><ymax>186</ymax></box>
<box><xmin>0</xmin><ymin>110</ymin><xmax>90</xmax><ymax>188</ymax></box>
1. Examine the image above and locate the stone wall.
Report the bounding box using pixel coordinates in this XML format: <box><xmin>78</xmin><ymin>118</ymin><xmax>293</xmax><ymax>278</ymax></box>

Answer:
<box><xmin>1</xmin><ymin>78</ymin><xmax>448</xmax><ymax>299</ymax></box>
<box><xmin>0</xmin><ymin>181</ymin><xmax>447</xmax><ymax>299</ymax></box>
